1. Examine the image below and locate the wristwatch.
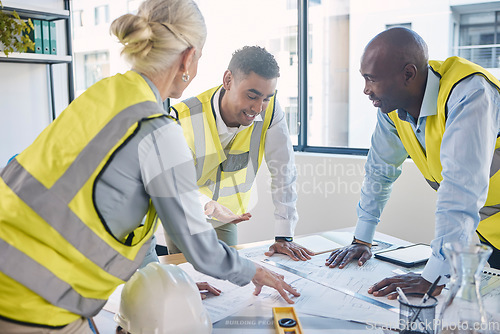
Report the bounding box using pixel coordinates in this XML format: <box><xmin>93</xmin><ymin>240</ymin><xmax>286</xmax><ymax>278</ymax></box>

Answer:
<box><xmin>351</xmin><ymin>237</ymin><xmax>372</xmax><ymax>248</ymax></box>
<box><xmin>275</xmin><ymin>236</ymin><xmax>293</xmax><ymax>242</ymax></box>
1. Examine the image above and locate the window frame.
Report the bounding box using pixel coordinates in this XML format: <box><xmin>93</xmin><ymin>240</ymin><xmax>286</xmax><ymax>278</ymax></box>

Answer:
<box><xmin>293</xmin><ymin>0</ymin><xmax>369</xmax><ymax>156</ymax></box>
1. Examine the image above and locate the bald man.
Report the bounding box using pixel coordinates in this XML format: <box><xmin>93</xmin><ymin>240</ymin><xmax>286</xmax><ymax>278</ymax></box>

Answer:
<box><xmin>326</xmin><ymin>27</ymin><xmax>500</xmax><ymax>299</ymax></box>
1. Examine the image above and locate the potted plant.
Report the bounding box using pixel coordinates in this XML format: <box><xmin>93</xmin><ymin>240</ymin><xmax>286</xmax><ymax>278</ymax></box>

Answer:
<box><xmin>0</xmin><ymin>0</ymin><xmax>35</xmax><ymax>56</ymax></box>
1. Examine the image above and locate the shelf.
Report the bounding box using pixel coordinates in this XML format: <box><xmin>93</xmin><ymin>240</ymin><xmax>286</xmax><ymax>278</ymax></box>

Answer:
<box><xmin>1</xmin><ymin>3</ymin><xmax>69</xmax><ymax>21</ymax></box>
<box><xmin>0</xmin><ymin>0</ymin><xmax>75</xmax><ymax>119</ymax></box>
<box><xmin>0</xmin><ymin>52</ymin><xmax>72</xmax><ymax>64</ymax></box>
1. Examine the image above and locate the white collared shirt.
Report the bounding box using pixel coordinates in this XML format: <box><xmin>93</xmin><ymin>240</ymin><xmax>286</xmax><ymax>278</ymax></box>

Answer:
<box><xmin>179</xmin><ymin>87</ymin><xmax>298</xmax><ymax>237</ymax></box>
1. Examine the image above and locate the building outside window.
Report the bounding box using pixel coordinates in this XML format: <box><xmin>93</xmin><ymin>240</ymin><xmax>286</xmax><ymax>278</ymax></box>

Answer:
<box><xmin>457</xmin><ymin>11</ymin><xmax>500</xmax><ymax>70</ymax></box>
<box><xmin>306</xmin><ymin>0</ymin><xmax>349</xmax><ymax>148</ymax></box>
<box><xmin>84</xmin><ymin>52</ymin><xmax>110</xmax><ymax>90</ymax></box>
<box><xmin>286</xmin><ymin>97</ymin><xmax>299</xmax><ymax>143</ymax></box>
<box><xmin>386</xmin><ymin>23</ymin><xmax>411</xmax><ymax>30</ymax></box>
<box><xmin>71</xmin><ymin>0</ymin><xmax>500</xmax><ymax>153</ymax></box>
<box><xmin>95</xmin><ymin>5</ymin><xmax>109</xmax><ymax>26</ymax></box>
<box><xmin>73</xmin><ymin>10</ymin><xmax>83</xmax><ymax>28</ymax></box>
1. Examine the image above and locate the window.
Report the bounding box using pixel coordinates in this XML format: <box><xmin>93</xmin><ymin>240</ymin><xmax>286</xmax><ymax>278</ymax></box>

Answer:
<box><xmin>457</xmin><ymin>11</ymin><xmax>500</xmax><ymax>69</ymax></box>
<box><xmin>386</xmin><ymin>23</ymin><xmax>411</xmax><ymax>30</ymax></box>
<box><xmin>286</xmin><ymin>34</ymin><xmax>298</xmax><ymax>66</ymax></box>
<box><xmin>73</xmin><ymin>10</ymin><xmax>83</xmax><ymax>28</ymax></box>
<box><xmin>170</xmin><ymin>0</ymin><xmax>299</xmax><ymax>148</ymax></box>
<box><xmin>84</xmin><ymin>52</ymin><xmax>110</xmax><ymax>90</ymax></box>
<box><xmin>286</xmin><ymin>97</ymin><xmax>298</xmax><ymax>142</ymax></box>
<box><xmin>71</xmin><ymin>0</ymin><xmax>500</xmax><ymax>155</ymax></box>
<box><xmin>306</xmin><ymin>1</ymin><xmax>350</xmax><ymax>148</ymax></box>
<box><xmin>95</xmin><ymin>5</ymin><xmax>109</xmax><ymax>26</ymax></box>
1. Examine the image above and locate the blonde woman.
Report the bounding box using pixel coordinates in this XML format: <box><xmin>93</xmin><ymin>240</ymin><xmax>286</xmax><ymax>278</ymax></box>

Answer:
<box><xmin>0</xmin><ymin>0</ymin><xmax>298</xmax><ymax>333</ymax></box>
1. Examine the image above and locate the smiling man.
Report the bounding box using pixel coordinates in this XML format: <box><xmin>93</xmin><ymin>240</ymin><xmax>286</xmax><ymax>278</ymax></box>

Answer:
<box><xmin>326</xmin><ymin>27</ymin><xmax>500</xmax><ymax>299</ymax></box>
<box><xmin>166</xmin><ymin>46</ymin><xmax>313</xmax><ymax>261</ymax></box>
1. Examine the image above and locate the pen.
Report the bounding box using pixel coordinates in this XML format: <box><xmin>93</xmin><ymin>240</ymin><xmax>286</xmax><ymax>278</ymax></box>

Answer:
<box><xmin>396</xmin><ymin>287</ymin><xmax>410</xmax><ymax>304</ymax></box>
<box><xmin>419</xmin><ymin>275</ymin><xmax>441</xmax><ymax>305</ymax></box>
<box><xmin>408</xmin><ymin>276</ymin><xmax>441</xmax><ymax>324</ymax></box>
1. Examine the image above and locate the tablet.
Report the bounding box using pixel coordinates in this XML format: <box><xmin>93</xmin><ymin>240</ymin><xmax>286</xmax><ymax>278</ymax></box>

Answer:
<box><xmin>374</xmin><ymin>243</ymin><xmax>432</xmax><ymax>267</ymax></box>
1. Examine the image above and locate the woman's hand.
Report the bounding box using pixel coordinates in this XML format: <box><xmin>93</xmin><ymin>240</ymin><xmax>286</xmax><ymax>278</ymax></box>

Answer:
<box><xmin>196</xmin><ymin>281</ymin><xmax>222</xmax><ymax>300</ymax></box>
<box><xmin>251</xmin><ymin>265</ymin><xmax>300</xmax><ymax>304</ymax></box>
<box><xmin>204</xmin><ymin>200</ymin><xmax>251</xmax><ymax>224</ymax></box>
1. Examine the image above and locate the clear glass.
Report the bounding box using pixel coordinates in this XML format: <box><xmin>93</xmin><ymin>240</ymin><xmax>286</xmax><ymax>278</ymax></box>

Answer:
<box><xmin>172</xmin><ymin>0</ymin><xmax>299</xmax><ymax>145</ymax></box>
<box><xmin>460</xmin><ymin>12</ymin><xmax>495</xmax><ymax>26</ymax></box>
<box><xmin>70</xmin><ymin>2</ymin><xmax>500</xmax><ymax>150</ymax></box>
<box><xmin>72</xmin><ymin>0</ymin><xmax>298</xmax><ymax>122</ymax></box>
<box><xmin>307</xmin><ymin>0</ymin><xmax>350</xmax><ymax>147</ymax></box>
<box><xmin>436</xmin><ymin>243</ymin><xmax>493</xmax><ymax>334</ymax></box>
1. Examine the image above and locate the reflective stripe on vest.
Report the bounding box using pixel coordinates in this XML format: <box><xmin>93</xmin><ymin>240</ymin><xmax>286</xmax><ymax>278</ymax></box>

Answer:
<box><xmin>387</xmin><ymin>56</ymin><xmax>500</xmax><ymax>249</ymax></box>
<box><xmin>219</xmin><ymin>120</ymin><xmax>264</xmax><ymax>196</ymax></box>
<box><xmin>175</xmin><ymin>86</ymin><xmax>274</xmax><ymax>214</ymax></box>
<box><xmin>184</xmin><ymin>96</ymin><xmax>207</xmax><ymax>181</ymax></box>
<box><xmin>0</xmin><ymin>102</ymin><xmax>156</xmax><ymax>280</ymax></box>
<box><xmin>0</xmin><ymin>74</ymin><xmax>161</xmax><ymax>319</ymax></box>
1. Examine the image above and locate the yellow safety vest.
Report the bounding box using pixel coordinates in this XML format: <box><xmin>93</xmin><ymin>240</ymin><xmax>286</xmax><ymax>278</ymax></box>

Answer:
<box><xmin>171</xmin><ymin>85</ymin><xmax>275</xmax><ymax>215</ymax></box>
<box><xmin>388</xmin><ymin>56</ymin><xmax>500</xmax><ymax>249</ymax></box>
<box><xmin>0</xmin><ymin>71</ymin><xmax>163</xmax><ymax>326</ymax></box>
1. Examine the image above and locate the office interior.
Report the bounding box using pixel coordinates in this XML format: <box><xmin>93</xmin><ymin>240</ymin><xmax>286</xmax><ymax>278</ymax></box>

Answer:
<box><xmin>5</xmin><ymin>0</ymin><xmax>499</xmax><ymax>248</ymax></box>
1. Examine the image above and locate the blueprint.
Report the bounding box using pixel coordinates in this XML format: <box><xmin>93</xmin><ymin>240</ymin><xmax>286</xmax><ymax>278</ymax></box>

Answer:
<box><xmin>102</xmin><ymin>236</ymin><xmax>500</xmax><ymax>332</ymax></box>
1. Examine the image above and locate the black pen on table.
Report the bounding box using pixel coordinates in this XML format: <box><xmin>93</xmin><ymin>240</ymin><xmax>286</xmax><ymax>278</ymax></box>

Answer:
<box><xmin>408</xmin><ymin>275</ymin><xmax>442</xmax><ymax>324</ymax></box>
<box><xmin>419</xmin><ymin>275</ymin><xmax>442</xmax><ymax>305</ymax></box>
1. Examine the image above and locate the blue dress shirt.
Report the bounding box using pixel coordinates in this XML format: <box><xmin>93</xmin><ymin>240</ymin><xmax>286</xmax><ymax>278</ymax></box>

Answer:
<box><xmin>354</xmin><ymin>67</ymin><xmax>500</xmax><ymax>282</ymax></box>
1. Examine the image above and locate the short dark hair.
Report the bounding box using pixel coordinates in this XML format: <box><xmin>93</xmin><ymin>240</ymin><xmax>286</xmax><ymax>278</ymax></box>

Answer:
<box><xmin>228</xmin><ymin>46</ymin><xmax>280</xmax><ymax>79</ymax></box>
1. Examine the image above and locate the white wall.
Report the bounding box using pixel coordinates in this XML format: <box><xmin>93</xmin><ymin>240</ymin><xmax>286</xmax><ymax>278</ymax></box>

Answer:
<box><xmin>238</xmin><ymin>153</ymin><xmax>437</xmax><ymax>245</ymax></box>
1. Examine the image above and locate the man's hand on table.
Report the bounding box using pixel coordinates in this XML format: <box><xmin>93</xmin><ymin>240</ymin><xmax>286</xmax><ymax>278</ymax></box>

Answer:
<box><xmin>204</xmin><ymin>200</ymin><xmax>252</xmax><ymax>224</ymax></box>
<box><xmin>367</xmin><ymin>272</ymin><xmax>445</xmax><ymax>300</ymax></box>
<box><xmin>325</xmin><ymin>243</ymin><xmax>372</xmax><ymax>268</ymax></box>
<box><xmin>265</xmin><ymin>241</ymin><xmax>314</xmax><ymax>261</ymax></box>
<box><xmin>252</xmin><ymin>265</ymin><xmax>300</xmax><ymax>304</ymax></box>
<box><xmin>196</xmin><ymin>281</ymin><xmax>222</xmax><ymax>300</ymax></box>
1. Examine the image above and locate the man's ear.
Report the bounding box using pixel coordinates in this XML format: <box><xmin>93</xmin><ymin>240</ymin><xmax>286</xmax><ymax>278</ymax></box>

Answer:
<box><xmin>403</xmin><ymin>63</ymin><xmax>417</xmax><ymax>85</ymax></box>
<box><xmin>180</xmin><ymin>47</ymin><xmax>197</xmax><ymax>72</ymax></box>
<box><xmin>222</xmin><ymin>70</ymin><xmax>233</xmax><ymax>90</ymax></box>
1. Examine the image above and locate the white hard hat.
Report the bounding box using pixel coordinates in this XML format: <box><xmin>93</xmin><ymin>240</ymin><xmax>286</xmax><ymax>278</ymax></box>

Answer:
<box><xmin>114</xmin><ymin>262</ymin><xmax>212</xmax><ymax>334</ymax></box>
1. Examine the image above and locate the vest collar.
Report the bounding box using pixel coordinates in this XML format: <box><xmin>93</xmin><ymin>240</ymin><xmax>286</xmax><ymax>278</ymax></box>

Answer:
<box><xmin>419</xmin><ymin>66</ymin><xmax>440</xmax><ymax>118</ymax></box>
<box><xmin>136</xmin><ymin>71</ymin><xmax>164</xmax><ymax>107</ymax></box>
<box><xmin>396</xmin><ymin>66</ymin><xmax>439</xmax><ymax>123</ymax></box>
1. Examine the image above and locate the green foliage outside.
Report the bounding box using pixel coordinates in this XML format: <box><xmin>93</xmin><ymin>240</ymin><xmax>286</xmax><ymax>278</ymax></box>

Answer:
<box><xmin>0</xmin><ymin>0</ymin><xmax>35</xmax><ymax>56</ymax></box>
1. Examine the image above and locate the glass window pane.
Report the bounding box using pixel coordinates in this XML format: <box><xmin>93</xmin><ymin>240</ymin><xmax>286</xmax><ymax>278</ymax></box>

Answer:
<box><xmin>460</xmin><ymin>25</ymin><xmax>495</xmax><ymax>46</ymax></box>
<box><xmin>71</xmin><ymin>1</ymin><xmax>500</xmax><ymax>152</ymax></box>
<box><xmin>95</xmin><ymin>5</ymin><xmax>109</xmax><ymax>25</ymax></box>
<box><xmin>172</xmin><ymin>0</ymin><xmax>299</xmax><ymax>145</ymax></box>
<box><xmin>459</xmin><ymin>12</ymin><xmax>500</xmax><ymax>70</ymax></box>
<box><xmin>73</xmin><ymin>10</ymin><xmax>83</xmax><ymax>28</ymax></box>
<box><xmin>84</xmin><ymin>52</ymin><xmax>110</xmax><ymax>89</ymax></box>
<box><xmin>307</xmin><ymin>0</ymin><xmax>350</xmax><ymax>147</ymax></box>
<box><xmin>386</xmin><ymin>23</ymin><xmax>411</xmax><ymax>30</ymax></box>
<box><xmin>461</xmin><ymin>12</ymin><xmax>495</xmax><ymax>25</ymax></box>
